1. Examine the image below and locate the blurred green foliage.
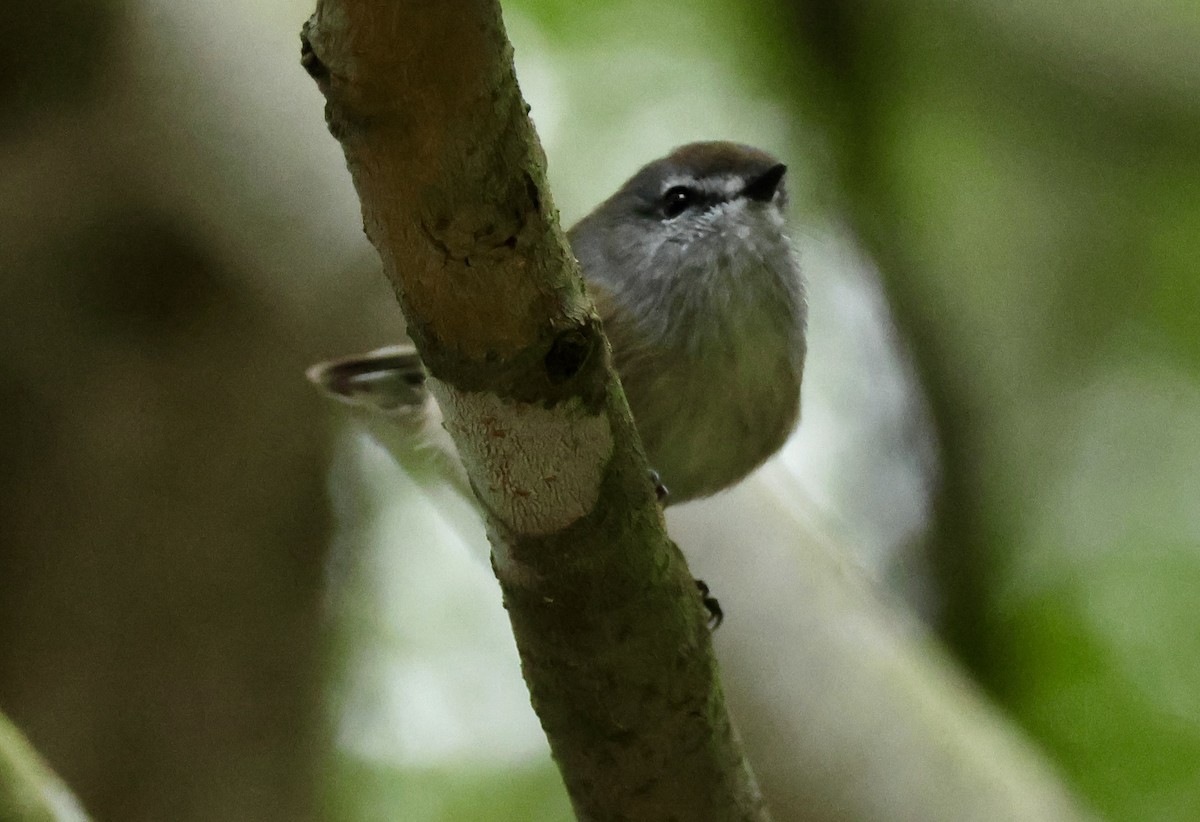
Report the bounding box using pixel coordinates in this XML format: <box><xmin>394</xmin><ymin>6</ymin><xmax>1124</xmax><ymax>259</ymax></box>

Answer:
<box><xmin>329</xmin><ymin>761</ymin><xmax>569</xmax><ymax>822</ymax></box>
<box><xmin>782</xmin><ymin>2</ymin><xmax>1200</xmax><ymax>820</ymax></box>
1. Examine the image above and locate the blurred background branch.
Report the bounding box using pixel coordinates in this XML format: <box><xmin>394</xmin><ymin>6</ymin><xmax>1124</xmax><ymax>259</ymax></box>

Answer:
<box><xmin>1</xmin><ymin>713</ymin><xmax>89</xmax><ymax>822</ymax></box>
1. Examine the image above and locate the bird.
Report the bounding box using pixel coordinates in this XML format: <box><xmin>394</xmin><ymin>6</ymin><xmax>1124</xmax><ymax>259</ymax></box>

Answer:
<box><xmin>309</xmin><ymin>141</ymin><xmax>806</xmax><ymax>508</ymax></box>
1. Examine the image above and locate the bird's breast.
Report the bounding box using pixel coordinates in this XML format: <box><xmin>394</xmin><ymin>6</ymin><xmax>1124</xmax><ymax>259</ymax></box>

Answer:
<box><xmin>616</xmin><ymin>294</ymin><xmax>804</xmax><ymax>503</ymax></box>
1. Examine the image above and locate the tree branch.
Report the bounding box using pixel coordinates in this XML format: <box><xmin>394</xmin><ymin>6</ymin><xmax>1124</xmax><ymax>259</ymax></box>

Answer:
<box><xmin>300</xmin><ymin>1</ymin><xmax>769</xmax><ymax>818</ymax></box>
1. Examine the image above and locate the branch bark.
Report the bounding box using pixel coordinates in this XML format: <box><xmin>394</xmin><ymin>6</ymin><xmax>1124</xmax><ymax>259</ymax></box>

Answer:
<box><xmin>300</xmin><ymin>2</ymin><xmax>769</xmax><ymax>819</ymax></box>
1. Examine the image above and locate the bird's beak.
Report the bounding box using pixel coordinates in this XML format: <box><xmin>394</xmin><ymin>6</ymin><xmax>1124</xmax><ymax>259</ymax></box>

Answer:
<box><xmin>740</xmin><ymin>163</ymin><xmax>787</xmax><ymax>202</ymax></box>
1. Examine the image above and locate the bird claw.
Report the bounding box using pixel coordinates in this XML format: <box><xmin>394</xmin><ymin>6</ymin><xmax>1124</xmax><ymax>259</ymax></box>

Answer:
<box><xmin>695</xmin><ymin>579</ymin><xmax>723</xmax><ymax>630</ymax></box>
<box><xmin>648</xmin><ymin>469</ymin><xmax>669</xmax><ymax>503</ymax></box>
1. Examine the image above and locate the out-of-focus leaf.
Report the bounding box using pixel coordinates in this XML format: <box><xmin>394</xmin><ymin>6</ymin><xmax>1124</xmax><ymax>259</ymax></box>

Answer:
<box><xmin>0</xmin><ymin>714</ymin><xmax>89</xmax><ymax>822</ymax></box>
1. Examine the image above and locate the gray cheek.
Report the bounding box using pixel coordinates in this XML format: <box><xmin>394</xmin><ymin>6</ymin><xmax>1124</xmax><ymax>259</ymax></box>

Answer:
<box><xmin>589</xmin><ymin>223</ymin><xmax>657</xmax><ymax>284</ymax></box>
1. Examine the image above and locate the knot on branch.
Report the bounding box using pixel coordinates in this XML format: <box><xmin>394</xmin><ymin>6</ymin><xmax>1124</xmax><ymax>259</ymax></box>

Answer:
<box><xmin>545</xmin><ymin>328</ymin><xmax>594</xmax><ymax>384</ymax></box>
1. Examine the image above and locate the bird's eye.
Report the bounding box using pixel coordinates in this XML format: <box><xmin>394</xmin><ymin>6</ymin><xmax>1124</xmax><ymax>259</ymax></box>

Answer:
<box><xmin>660</xmin><ymin>186</ymin><xmax>696</xmax><ymax>219</ymax></box>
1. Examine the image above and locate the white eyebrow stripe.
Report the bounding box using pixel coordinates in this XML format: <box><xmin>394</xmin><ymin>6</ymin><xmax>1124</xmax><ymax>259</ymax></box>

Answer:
<box><xmin>659</xmin><ymin>174</ymin><xmax>745</xmax><ymax>199</ymax></box>
<box><xmin>660</xmin><ymin>175</ymin><xmax>697</xmax><ymax>191</ymax></box>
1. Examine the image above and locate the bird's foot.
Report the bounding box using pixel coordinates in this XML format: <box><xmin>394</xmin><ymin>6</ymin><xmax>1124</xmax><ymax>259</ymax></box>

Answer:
<box><xmin>695</xmin><ymin>579</ymin><xmax>723</xmax><ymax>630</ymax></box>
<box><xmin>648</xmin><ymin>469</ymin><xmax>669</xmax><ymax>503</ymax></box>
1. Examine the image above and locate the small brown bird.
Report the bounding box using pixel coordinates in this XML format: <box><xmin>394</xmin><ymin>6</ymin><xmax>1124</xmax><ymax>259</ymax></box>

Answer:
<box><xmin>310</xmin><ymin>141</ymin><xmax>806</xmax><ymax>506</ymax></box>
